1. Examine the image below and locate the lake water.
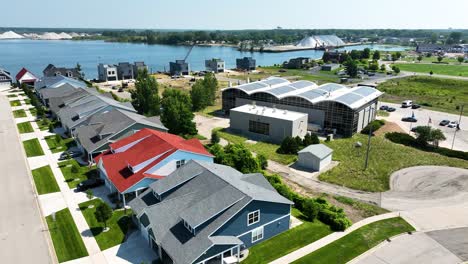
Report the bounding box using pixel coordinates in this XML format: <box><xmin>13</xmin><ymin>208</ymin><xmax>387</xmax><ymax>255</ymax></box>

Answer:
<box><xmin>0</xmin><ymin>39</ymin><xmax>407</xmax><ymax>79</ymax></box>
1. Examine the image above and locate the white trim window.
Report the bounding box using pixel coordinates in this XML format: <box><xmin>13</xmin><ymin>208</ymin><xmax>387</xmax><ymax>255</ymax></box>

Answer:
<box><xmin>176</xmin><ymin>159</ymin><xmax>186</xmax><ymax>168</ymax></box>
<box><xmin>251</xmin><ymin>227</ymin><xmax>264</xmax><ymax>243</ymax></box>
<box><xmin>247</xmin><ymin>210</ymin><xmax>260</xmax><ymax>226</ymax></box>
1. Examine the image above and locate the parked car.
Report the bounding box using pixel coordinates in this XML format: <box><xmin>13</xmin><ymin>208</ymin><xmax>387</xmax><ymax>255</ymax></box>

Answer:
<box><xmin>402</xmin><ymin>117</ymin><xmax>418</xmax><ymax>122</ymax></box>
<box><xmin>439</xmin><ymin>120</ymin><xmax>450</xmax><ymax>126</ymax></box>
<box><xmin>58</xmin><ymin>150</ymin><xmax>83</xmax><ymax>160</ymax></box>
<box><xmin>118</xmin><ymin>88</ymin><xmax>123</xmax><ymax>92</ymax></box>
<box><xmin>111</xmin><ymin>86</ymin><xmax>117</xmax><ymax>90</ymax></box>
<box><xmin>380</xmin><ymin>105</ymin><xmax>389</xmax><ymax>110</ymax></box>
<box><xmin>386</xmin><ymin>107</ymin><xmax>396</xmax><ymax>112</ymax></box>
<box><xmin>76</xmin><ymin>178</ymin><xmax>104</xmax><ymax>191</ymax></box>
<box><xmin>411</xmin><ymin>104</ymin><xmax>421</xmax><ymax>109</ymax></box>
<box><xmin>401</xmin><ymin>100</ymin><xmax>413</xmax><ymax>108</ymax></box>
<box><xmin>448</xmin><ymin>121</ymin><xmax>458</xmax><ymax>128</ymax></box>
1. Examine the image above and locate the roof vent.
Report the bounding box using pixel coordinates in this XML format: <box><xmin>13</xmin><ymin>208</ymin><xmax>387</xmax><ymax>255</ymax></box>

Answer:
<box><xmin>284</xmin><ymin>109</ymin><xmax>288</xmax><ymax>114</ymax></box>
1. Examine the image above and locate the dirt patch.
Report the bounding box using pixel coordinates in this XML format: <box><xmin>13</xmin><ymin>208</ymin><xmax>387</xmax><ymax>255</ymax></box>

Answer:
<box><xmin>374</xmin><ymin>121</ymin><xmax>406</xmax><ymax>136</ymax></box>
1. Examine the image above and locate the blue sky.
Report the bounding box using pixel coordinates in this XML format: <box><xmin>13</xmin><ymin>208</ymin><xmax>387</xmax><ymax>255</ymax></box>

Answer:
<box><xmin>3</xmin><ymin>0</ymin><xmax>468</xmax><ymax>29</ymax></box>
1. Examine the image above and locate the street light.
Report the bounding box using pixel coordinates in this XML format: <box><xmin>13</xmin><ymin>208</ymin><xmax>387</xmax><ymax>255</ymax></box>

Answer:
<box><xmin>451</xmin><ymin>104</ymin><xmax>464</xmax><ymax>150</ymax></box>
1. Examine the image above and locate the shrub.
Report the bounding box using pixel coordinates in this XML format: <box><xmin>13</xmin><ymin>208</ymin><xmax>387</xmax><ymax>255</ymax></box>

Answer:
<box><xmin>303</xmin><ymin>133</ymin><xmax>320</xmax><ymax>146</ymax></box>
<box><xmin>302</xmin><ymin>199</ymin><xmax>320</xmax><ymax>221</ymax></box>
<box><xmin>361</xmin><ymin>120</ymin><xmax>385</xmax><ymax>135</ymax></box>
<box><xmin>71</xmin><ymin>163</ymin><xmax>80</xmax><ymax>174</ymax></box>
<box><xmin>55</xmin><ymin>134</ymin><xmax>62</xmax><ymax>144</ymax></box>
<box><xmin>211</xmin><ymin>130</ymin><xmax>220</xmax><ymax>144</ymax></box>
<box><xmin>257</xmin><ymin>154</ymin><xmax>268</xmax><ymax>170</ymax></box>
<box><xmin>49</xmin><ymin>123</ymin><xmax>55</xmax><ymax>132</ymax></box>
<box><xmin>278</xmin><ymin>136</ymin><xmax>301</xmax><ymax>154</ymax></box>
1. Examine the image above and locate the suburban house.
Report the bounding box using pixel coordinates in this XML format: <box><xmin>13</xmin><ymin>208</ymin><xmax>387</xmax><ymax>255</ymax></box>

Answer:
<box><xmin>116</xmin><ymin>61</ymin><xmax>148</xmax><ymax>80</ymax></box>
<box><xmin>129</xmin><ymin>160</ymin><xmax>293</xmax><ymax>264</ymax></box>
<box><xmin>34</xmin><ymin>75</ymin><xmax>86</xmax><ymax>93</ymax></box>
<box><xmin>133</xmin><ymin>61</ymin><xmax>148</xmax><ymax>76</ymax></box>
<box><xmin>38</xmin><ymin>83</ymin><xmax>77</xmax><ymax>106</ymax></box>
<box><xmin>97</xmin><ymin>64</ymin><xmax>118</xmax><ymax>82</ymax></box>
<box><xmin>50</xmin><ymin>87</ymin><xmax>137</xmax><ymax>134</ymax></box>
<box><xmin>94</xmin><ymin>128</ymin><xmax>213</xmax><ymax>205</ymax></box>
<box><xmin>15</xmin><ymin>67</ymin><xmax>38</xmax><ymax>86</ymax></box>
<box><xmin>43</xmin><ymin>64</ymin><xmax>82</xmax><ymax>78</ymax></box>
<box><xmin>0</xmin><ymin>68</ymin><xmax>12</xmax><ymax>88</ymax></box>
<box><xmin>236</xmin><ymin>57</ymin><xmax>256</xmax><ymax>71</ymax></box>
<box><xmin>74</xmin><ymin>109</ymin><xmax>167</xmax><ymax>162</ymax></box>
<box><xmin>205</xmin><ymin>58</ymin><xmax>225</xmax><ymax>73</ymax></box>
<box><xmin>170</xmin><ymin>60</ymin><xmax>190</xmax><ymax>76</ymax></box>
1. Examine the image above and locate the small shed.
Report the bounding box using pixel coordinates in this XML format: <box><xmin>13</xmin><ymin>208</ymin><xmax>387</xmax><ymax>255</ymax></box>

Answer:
<box><xmin>297</xmin><ymin>144</ymin><xmax>333</xmax><ymax>171</ymax></box>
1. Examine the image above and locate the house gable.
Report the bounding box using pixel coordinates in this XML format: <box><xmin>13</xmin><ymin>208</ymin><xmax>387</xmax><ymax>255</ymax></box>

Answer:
<box><xmin>144</xmin><ymin>150</ymin><xmax>214</xmax><ymax>177</ymax></box>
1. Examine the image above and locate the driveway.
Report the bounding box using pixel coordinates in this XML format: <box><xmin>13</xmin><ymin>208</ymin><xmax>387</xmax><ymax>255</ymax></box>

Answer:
<box><xmin>0</xmin><ymin>92</ymin><xmax>53</xmax><ymax>263</ymax></box>
<box><xmin>378</xmin><ymin>101</ymin><xmax>467</xmax><ymax>151</ymax></box>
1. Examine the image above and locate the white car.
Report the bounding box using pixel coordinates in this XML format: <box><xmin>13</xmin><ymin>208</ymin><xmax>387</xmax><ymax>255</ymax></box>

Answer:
<box><xmin>448</xmin><ymin>121</ymin><xmax>458</xmax><ymax>128</ymax></box>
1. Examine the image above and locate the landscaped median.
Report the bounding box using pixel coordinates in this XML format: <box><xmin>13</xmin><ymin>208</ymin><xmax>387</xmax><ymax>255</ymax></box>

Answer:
<box><xmin>46</xmin><ymin>208</ymin><xmax>88</xmax><ymax>262</ymax></box>
<box><xmin>10</xmin><ymin>100</ymin><xmax>21</xmax><ymax>107</ymax></box>
<box><xmin>45</xmin><ymin>135</ymin><xmax>75</xmax><ymax>153</ymax></box>
<box><xmin>22</xmin><ymin>138</ymin><xmax>44</xmax><ymax>157</ymax></box>
<box><xmin>58</xmin><ymin>159</ymin><xmax>97</xmax><ymax>188</ymax></box>
<box><xmin>79</xmin><ymin>199</ymin><xmax>133</xmax><ymax>250</ymax></box>
<box><xmin>17</xmin><ymin>122</ymin><xmax>34</xmax><ymax>133</ymax></box>
<box><xmin>31</xmin><ymin>165</ymin><xmax>60</xmax><ymax>194</ymax></box>
<box><xmin>291</xmin><ymin>217</ymin><xmax>414</xmax><ymax>264</ymax></box>
<box><xmin>13</xmin><ymin>109</ymin><xmax>27</xmax><ymax>118</ymax></box>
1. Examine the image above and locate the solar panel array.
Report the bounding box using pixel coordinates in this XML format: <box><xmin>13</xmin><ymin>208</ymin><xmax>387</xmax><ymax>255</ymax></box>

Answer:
<box><xmin>237</xmin><ymin>82</ymin><xmax>268</xmax><ymax>92</ymax></box>
<box><xmin>334</xmin><ymin>93</ymin><xmax>364</xmax><ymax>106</ymax></box>
<box><xmin>289</xmin><ymin>81</ymin><xmax>317</xmax><ymax>89</ymax></box>
<box><xmin>268</xmin><ymin>85</ymin><xmax>297</xmax><ymax>96</ymax></box>
<box><xmin>263</xmin><ymin>78</ymin><xmax>289</xmax><ymax>86</ymax></box>
<box><xmin>353</xmin><ymin>86</ymin><xmax>376</xmax><ymax>97</ymax></box>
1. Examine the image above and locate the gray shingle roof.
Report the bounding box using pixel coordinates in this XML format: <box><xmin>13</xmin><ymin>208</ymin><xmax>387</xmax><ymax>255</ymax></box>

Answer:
<box><xmin>39</xmin><ymin>83</ymin><xmax>76</xmax><ymax>100</ymax></box>
<box><xmin>298</xmin><ymin>143</ymin><xmax>333</xmax><ymax>159</ymax></box>
<box><xmin>129</xmin><ymin>161</ymin><xmax>292</xmax><ymax>264</ymax></box>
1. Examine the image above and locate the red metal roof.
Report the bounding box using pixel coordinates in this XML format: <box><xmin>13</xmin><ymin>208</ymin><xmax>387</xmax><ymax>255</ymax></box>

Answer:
<box><xmin>95</xmin><ymin>128</ymin><xmax>212</xmax><ymax>193</ymax></box>
<box><xmin>15</xmin><ymin>67</ymin><xmax>37</xmax><ymax>81</ymax></box>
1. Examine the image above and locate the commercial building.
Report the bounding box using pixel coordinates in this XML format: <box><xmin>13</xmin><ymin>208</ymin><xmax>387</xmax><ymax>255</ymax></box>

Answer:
<box><xmin>15</xmin><ymin>67</ymin><xmax>38</xmax><ymax>86</ymax></box>
<box><xmin>0</xmin><ymin>68</ymin><xmax>12</xmax><ymax>87</ymax></box>
<box><xmin>229</xmin><ymin>104</ymin><xmax>308</xmax><ymax>143</ymax></box>
<box><xmin>236</xmin><ymin>57</ymin><xmax>256</xmax><ymax>71</ymax></box>
<box><xmin>129</xmin><ymin>160</ymin><xmax>293</xmax><ymax>264</ymax></box>
<box><xmin>283</xmin><ymin>57</ymin><xmax>312</xmax><ymax>69</ymax></box>
<box><xmin>205</xmin><ymin>58</ymin><xmax>225</xmax><ymax>72</ymax></box>
<box><xmin>169</xmin><ymin>60</ymin><xmax>190</xmax><ymax>76</ymax></box>
<box><xmin>416</xmin><ymin>44</ymin><xmax>466</xmax><ymax>53</ymax></box>
<box><xmin>97</xmin><ymin>63</ymin><xmax>118</xmax><ymax>81</ymax></box>
<box><xmin>297</xmin><ymin>144</ymin><xmax>333</xmax><ymax>171</ymax></box>
<box><xmin>222</xmin><ymin>77</ymin><xmax>383</xmax><ymax>137</ymax></box>
<box><xmin>117</xmin><ymin>61</ymin><xmax>148</xmax><ymax>80</ymax></box>
<box><xmin>43</xmin><ymin>64</ymin><xmax>82</xmax><ymax>78</ymax></box>
<box><xmin>321</xmin><ymin>64</ymin><xmax>340</xmax><ymax>71</ymax></box>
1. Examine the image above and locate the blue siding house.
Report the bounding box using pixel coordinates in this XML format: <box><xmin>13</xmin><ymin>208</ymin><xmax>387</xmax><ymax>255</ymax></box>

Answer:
<box><xmin>129</xmin><ymin>161</ymin><xmax>293</xmax><ymax>264</ymax></box>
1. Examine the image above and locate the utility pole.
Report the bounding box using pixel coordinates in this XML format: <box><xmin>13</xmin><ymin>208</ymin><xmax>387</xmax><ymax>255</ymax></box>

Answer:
<box><xmin>451</xmin><ymin>104</ymin><xmax>464</xmax><ymax>150</ymax></box>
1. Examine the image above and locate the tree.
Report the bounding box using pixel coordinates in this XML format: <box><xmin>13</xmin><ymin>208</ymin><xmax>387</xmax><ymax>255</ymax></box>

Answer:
<box><xmin>391</xmin><ymin>52</ymin><xmax>401</xmax><ymax>62</ymax></box>
<box><xmin>202</xmin><ymin>72</ymin><xmax>218</xmax><ymax>106</ymax></box>
<box><xmin>368</xmin><ymin>61</ymin><xmax>379</xmax><ymax>72</ymax></box>
<box><xmin>257</xmin><ymin>154</ymin><xmax>268</xmax><ymax>170</ymax></box>
<box><xmin>417</xmin><ymin>55</ymin><xmax>423</xmax><ymax>62</ymax></box>
<box><xmin>71</xmin><ymin>163</ymin><xmax>79</xmax><ymax>174</ymax></box>
<box><xmin>361</xmin><ymin>48</ymin><xmax>371</xmax><ymax>59</ymax></box>
<box><xmin>380</xmin><ymin>64</ymin><xmax>386</xmax><ymax>72</ymax></box>
<box><xmin>278</xmin><ymin>136</ymin><xmax>301</xmax><ymax>154</ymax></box>
<box><xmin>190</xmin><ymin>80</ymin><xmax>208</xmax><ymax>111</ymax></box>
<box><xmin>76</xmin><ymin>63</ymin><xmax>84</xmax><ymax>79</ymax></box>
<box><xmin>429</xmin><ymin>70</ymin><xmax>434</xmax><ymax>76</ymax></box>
<box><xmin>322</xmin><ymin>52</ymin><xmax>331</xmax><ymax>63</ymax></box>
<box><xmin>303</xmin><ymin>133</ymin><xmax>319</xmax><ymax>146</ymax></box>
<box><xmin>160</xmin><ymin>89</ymin><xmax>197</xmax><ymax>135</ymax></box>
<box><xmin>211</xmin><ymin>130</ymin><xmax>220</xmax><ymax>144</ymax></box>
<box><xmin>86</xmin><ymin>189</ymin><xmax>94</xmax><ymax>200</ymax></box>
<box><xmin>344</xmin><ymin>58</ymin><xmax>358</xmax><ymax>78</ymax></box>
<box><xmin>350</xmin><ymin>50</ymin><xmax>361</xmax><ymax>60</ymax></box>
<box><xmin>54</xmin><ymin>134</ymin><xmax>62</xmax><ymax>144</ymax></box>
<box><xmin>302</xmin><ymin>199</ymin><xmax>320</xmax><ymax>221</ymax></box>
<box><xmin>130</xmin><ymin>69</ymin><xmax>161</xmax><ymax>116</ymax></box>
<box><xmin>457</xmin><ymin>56</ymin><xmax>464</xmax><ymax>64</ymax></box>
<box><xmin>437</xmin><ymin>56</ymin><xmax>443</xmax><ymax>63</ymax></box>
<box><xmin>392</xmin><ymin>66</ymin><xmax>400</xmax><ymax>74</ymax></box>
<box><xmin>413</xmin><ymin>126</ymin><xmax>446</xmax><ymax>147</ymax></box>
<box><xmin>94</xmin><ymin>202</ymin><xmax>113</xmax><ymax>229</ymax></box>
<box><xmin>372</xmin><ymin>50</ymin><xmax>381</xmax><ymax>60</ymax></box>
<box><xmin>223</xmin><ymin>144</ymin><xmax>260</xmax><ymax>173</ymax></box>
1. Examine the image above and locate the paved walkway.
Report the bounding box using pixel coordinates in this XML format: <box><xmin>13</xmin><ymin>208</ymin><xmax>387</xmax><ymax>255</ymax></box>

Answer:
<box><xmin>270</xmin><ymin>212</ymin><xmax>401</xmax><ymax>264</ymax></box>
<box><xmin>0</xmin><ymin>90</ymin><xmax>54</xmax><ymax>264</ymax></box>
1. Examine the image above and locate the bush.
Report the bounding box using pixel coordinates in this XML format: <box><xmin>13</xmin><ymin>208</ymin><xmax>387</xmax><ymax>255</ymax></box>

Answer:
<box><xmin>318</xmin><ymin>209</ymin><xmax>352</xmax><ymax>231</ymax></box>
<box><xmin>211</xmin><ymin>130</ymin><xmax>220</xmax><ymax>144</ymax></box>
<box><xmin>302</xmin><ymin>199</ymin><xmax>320</xmax><ymax>221</ymax></box>
<box><xmin>257</xmin><ymin>154</ymin><xmax>268</xmax><ymax>170</ymax></box>
<box><xmin>71</xmin><ymin>163</ymin><xmax>80</xmax><ymax>174</ymax></box>
<box><xmin>277</xmin><ymin>136</ymin><xmax>301</xmax><ymax>154</ymax></box>
<box><xmin>361</xmin><ymin>120</ymin><xmax>385</xmax><ymax>135</ymax></box>
<box><xmin>303</xmin><ymin>133</ymin><xmax>320</xmax><ymax>146</ymax></box>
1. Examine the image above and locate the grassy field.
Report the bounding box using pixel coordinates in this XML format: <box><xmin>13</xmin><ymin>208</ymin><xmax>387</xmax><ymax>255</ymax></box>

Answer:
<box><xmin>13</xmin><ymin>109</ymin><xmax>27</xmax><ymax>118</ymax></box>
<box><xmin>45</xmin><ymin>135</ymin><xmax>75</xmax><ymax>153</ymax></box>
<box><xmin>10</xmin><ymin>100</ymin><xmax>21</xmax><ymax>107</ymax></box>
<box><xmin>59</xmin><ymin>159</ymin><xmax>97</xmax><ymax>188</ymax></box>
<box><xmin>378</xmin><ymin>76</ymin><xmax>468</xmax><ymax>115</ymax></box>
<box><xmin>319</xmin><ymin>134</ymin><xmax>468</xmax><ymax>192</ymax></box>
<box><xmin>23</xmin><ymin>138</ymin><xmax>44</xmax><ymax>157</ymax></box>
<box><xmin>395</xmin><ymin>63</ymin><xmax>468</xmax><ymax>77</ymax></box>
<box><xmin>17</xmin><ymin>122</ymin><xmax>34</xmax><ymax>133</ymax></box>
<box><xmin>243</xmin><ymin>208</ymin><xmax>332</xmax><ymax>264</ymax></box>
<box><xmin>292</xmin><ymin>217</ymin><xmax>414</xmax><ymax>264</ymax></box>
<box><xmin>216</xmin><ymin>128</ymin><xmax>297</xmax><ymax>165</ymax></box>
<box><xmin>7</xmin><ymin>94</ymin><xmax>17</xmax><ymax>98</ymax></box>
<box><xmin>46</xmin><ymin>208</ymin><xmax>88</xmax><ymax>262</ymax></box>
<box><xmin>79</xmin><ymin>199</ymin><xmax>133</xmax><ymax>250</ymax></box>
<box><xmin>31</xmin><ymin>165</ymin><xmax>60</xmax><ymax>194</ymax></box>
<box><xmin>334</xmin><ymin>196</ymin><xmax>389</xmax><ymax>218</ymax></box>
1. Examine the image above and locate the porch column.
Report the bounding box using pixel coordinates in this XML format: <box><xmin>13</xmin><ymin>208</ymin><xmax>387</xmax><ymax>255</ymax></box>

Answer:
<box><xmin>237</xmin><ymin>245</ymin><xmax>240</xmax><ymax>263</ymax></box>
<box><xmin>122</xmin><ymin>193</ymin><xmax>126</xmax><ymax>207</ymax></box>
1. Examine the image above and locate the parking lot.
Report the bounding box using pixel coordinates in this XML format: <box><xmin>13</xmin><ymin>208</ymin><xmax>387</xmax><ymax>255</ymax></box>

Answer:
<box><xmin>378</xmin><ymin>101</ymin><xmax>468</xmax><ymax>151</ymax></box>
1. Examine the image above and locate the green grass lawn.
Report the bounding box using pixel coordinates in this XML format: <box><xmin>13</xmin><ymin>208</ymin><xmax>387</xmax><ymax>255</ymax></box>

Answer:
<box><xmin>378</xmin><ymin>76</ymin><xmax>468</xmax><ymax>115</ymax></box>
<box><xmin>59</xmin><ymin>159</ymin><xmax>97</xmax><ymax>188</ymax></box>
<box><xmin>17</xmin><ymin>122</ymin><xmax>34</xmax><ymax>133</ymax></box>
<box><xmin>7</xmin><ymin>94</ymin><xmax>17</xmax><ymax>98</ymax></box>
<box><xmin>24</xmin><ymin>98</ymin><xmax>31</xmax><ymax>105</ymax></box>
<box><xmin>334</xmin><ymin>196</ymin><xmax>389</xmax><ymax>218</ymax></box>
<box><xmin>23</xmin><ymin>138</ymin><xmax>44</xmax><ymax>157</ymax></box>
<box><xmin>29</xmin><ymin>107</ymin><xmax>37</xmax><ymax>116</ymax></box>
<box><xmin>13</xmin><ymin>109</ymin><xmax>27</xmax><ymax>118</ymax></box>
<box><xmin>395</xmin><ymin>63</ymin><xmax>468</xmax><ymax>77</ymax></box>
<box><xmin>46</xmin><ymin>208</ymin><xmax>88</xmax><ymax>262</ymax></box>
<box><xmin>319</xmin><ymin>134</ymin><xmax>468</xmax><ymax>192</ymax></box>
<box><xmin>243</xmin><ymin>208</ymin><xmax>332</xmax><ymax>264</ymax></box>
<box><xmin>45</xmin><ymin>135</ymin><xmax>76</xmax><ymax>153</ymax></box>
<box><xmin>292</xmin><ymin>217</ymin><xmax>414</xmax><ymax>264</ymax></box>
<box><xmin>10</xmin><ymin>100</ymin><xmax>21</xmax><ymax>107</ymax></box>
<box><xmin>31</xmin><ymin>165</ymin><xmax>60</xmax><ymax>194</ymax></box>
<box><xmin>79</xmin><ymin>199</ymin><xmax>133</xmax><ymax>250</ymax></box>
<box><xmin>216</xmin><ymin>128</ymin><xmax>297</xmax><ymax>165</ymax></box>
<box><xmin>37</xmin><ymin>118</ymin><xmax>51</xmax><ymax>131</ymax></box>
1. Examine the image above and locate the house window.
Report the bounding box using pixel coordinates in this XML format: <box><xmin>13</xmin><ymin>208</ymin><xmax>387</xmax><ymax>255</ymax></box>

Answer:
<box><xmin>176</xmin><ymin>159</ymin><xmax>186</xmax><ymax>168</ymax></box>
<box><xmin>251</xmin><ymin>227</ymin><xmax>264</xmax><ymax>243</ymax></box>
<box><xmin>247</xmin><ymin>210</ymin><xmax>260</xmax><ymax>226</ymax></box>
<box><xmin>248</xmin><ymin>120</ymin><xmax>270</xmax><ymax>135</ymax></box>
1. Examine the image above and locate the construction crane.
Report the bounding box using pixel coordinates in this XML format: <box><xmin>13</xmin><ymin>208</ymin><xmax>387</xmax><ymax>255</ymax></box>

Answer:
<box><xmin>183</xmin><ymin>44</ymin><xmax>195</xmax><ymax>63</ymax></box>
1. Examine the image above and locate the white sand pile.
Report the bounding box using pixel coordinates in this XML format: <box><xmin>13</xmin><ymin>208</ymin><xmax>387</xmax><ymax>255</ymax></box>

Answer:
<box><xmin>0</xmin><ymin>31</ymin><xmax>25</xmax><ymax>39</ymax></box>
<box><xmin>58</xmin><ymin>32</ymin><xmax>73</xmax><ymax>39</ymax></box>
<box><xmin>38</xmin><ymin>32</ymin><xmax>62</xmax><ymax>40</ymax></box>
